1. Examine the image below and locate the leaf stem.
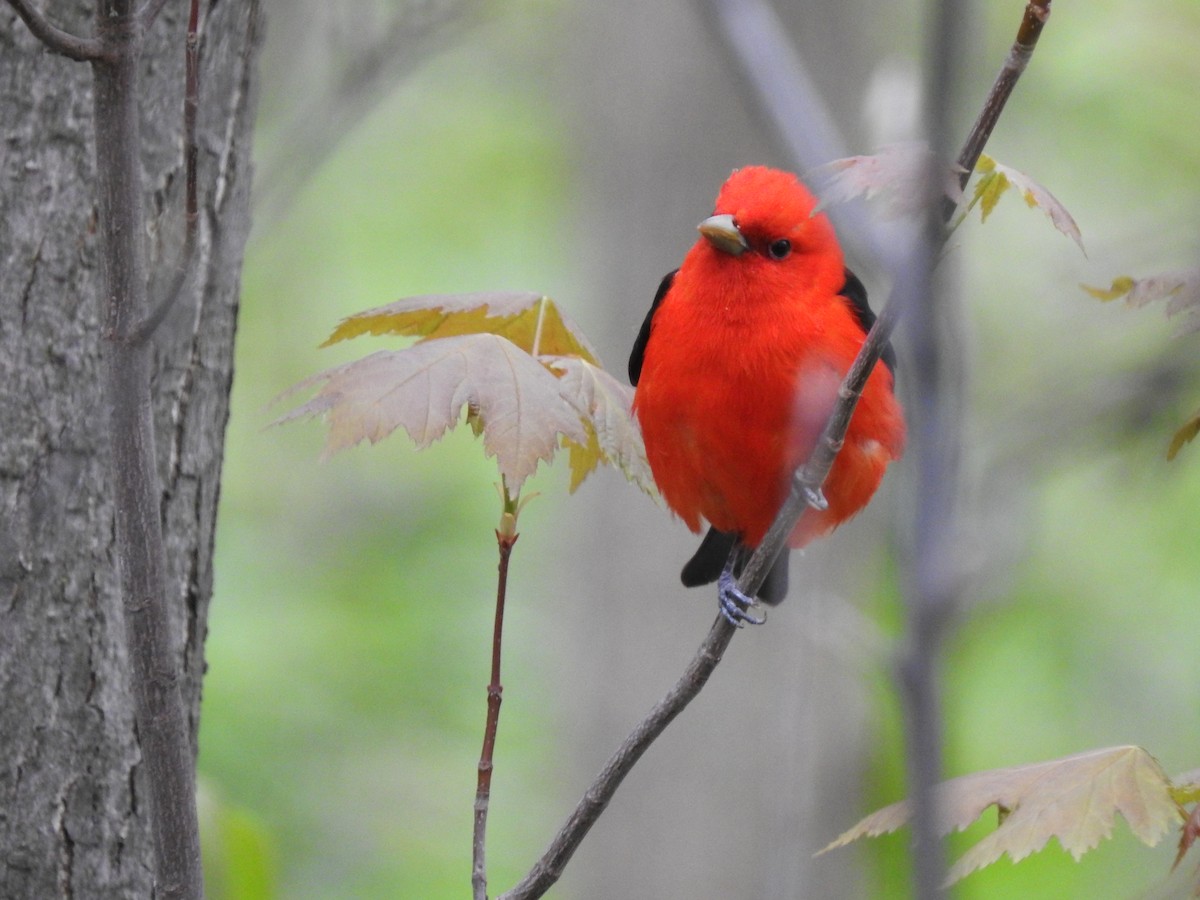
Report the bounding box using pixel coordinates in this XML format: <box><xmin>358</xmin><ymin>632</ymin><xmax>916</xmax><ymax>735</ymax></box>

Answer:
<box><xmin>473</xmin><ymin>483</ymin><xmax>521</xmax><ymax>900</ymax></box>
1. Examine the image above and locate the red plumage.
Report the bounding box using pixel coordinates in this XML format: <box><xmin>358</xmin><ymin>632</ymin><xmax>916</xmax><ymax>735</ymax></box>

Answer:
<box><xmin>630</xmin><ymin>166</ymin><xmax>904</xmax><ymax>600</ymax></box>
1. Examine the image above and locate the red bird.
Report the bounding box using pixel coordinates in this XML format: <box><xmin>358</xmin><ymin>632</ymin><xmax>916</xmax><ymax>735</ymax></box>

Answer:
<box><xmin>629</xmin><ymin>166</ymin><xmax>905</xmax><ymax>624</ymax></box>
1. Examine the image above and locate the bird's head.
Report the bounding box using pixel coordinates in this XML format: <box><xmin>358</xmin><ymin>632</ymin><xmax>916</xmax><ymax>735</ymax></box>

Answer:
<box><xmin>693</xmin><ymin>166</ymin><xmax>844</xmax><ymax>294</ymax></box>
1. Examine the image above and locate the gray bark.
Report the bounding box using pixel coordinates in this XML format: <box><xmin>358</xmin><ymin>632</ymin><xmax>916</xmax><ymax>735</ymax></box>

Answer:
<box><xmin>0</xmin><ymin>2</ymin><xmax>261</xmax><ymax>896</ymax></box>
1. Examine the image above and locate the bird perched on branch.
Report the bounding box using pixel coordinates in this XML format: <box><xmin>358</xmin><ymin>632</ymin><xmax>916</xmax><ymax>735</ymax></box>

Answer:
<box><xmin>629</xmin><ymin>166</ymin><xmax>905</xmax><ymax>625</ymax></box>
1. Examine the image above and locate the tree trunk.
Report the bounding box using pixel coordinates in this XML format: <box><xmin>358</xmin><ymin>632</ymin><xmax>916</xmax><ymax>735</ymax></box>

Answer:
<box><xmin>0</xmin><ymin>2</ymin><xmax>260</xmax><ymax>895</ymax></box>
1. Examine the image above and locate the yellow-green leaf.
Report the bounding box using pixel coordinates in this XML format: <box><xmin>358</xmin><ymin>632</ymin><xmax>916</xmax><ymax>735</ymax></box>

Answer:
<box><xmin>321</xmin><ymin>292</ymin><xmax>600</xmax><ymax>364</ymax></box>
<box><xmin>821</xmin><ymin>745</ymin><xmax>1183</xmax><ymax>887</ymax></box>
<box><xmin>1171</xmin><ymin>769</ymin><xmax>1200</xmax><ymax>807</ymax></box>
<box><xmin>545</xmin><ymin>355</ymin><xmax>656</xmax><ymax>496</ymax></box>
<box><xmin>1082</xmin><ymin>276</ymin><xmax>1136</xmax><ymax>302</ymax></box>
<box><xmin>973</xmin><ymin>168</ymin><xmax>1009</xmax><ymax>223</ymax></box>
<box><xmin>1083</xmin><ymin>270</ymin><xmax>1200</xmax><ymax>331</ymax></box>
<box><xmin>968</xmin><ymin>153</ymin><xmax>1085</xmax><ymax>252</ymax></box>
<box><xmin>1168</xmin><ymin>410</ymin><xmax>1200</xmax><ymax>461</ymax></box>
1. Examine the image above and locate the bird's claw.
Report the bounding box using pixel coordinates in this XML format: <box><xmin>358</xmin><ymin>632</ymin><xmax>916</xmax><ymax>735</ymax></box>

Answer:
<box><xmin>803</xmin><ymin>485</ymin><xmax>829</xmax><ymax>512</ymax></box>
<box><xmin>717</xmin><ymin>570</ymin><xmax>765</xmax><ymax>627</ymax></box>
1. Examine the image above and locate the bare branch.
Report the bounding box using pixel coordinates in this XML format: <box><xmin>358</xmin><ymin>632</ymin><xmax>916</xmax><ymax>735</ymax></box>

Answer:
<box><xmin>499</xmin><ymin>614</ymin><xmax>738</xmax><ymax>900</ymax></box>
<box><xmin>893</xmin><ymin>0</ymin><xmax>972</xmax><ymax>889</ymax></box>
<box><xmin>89</xmin><ymin>1</ymin><xmax>205</xmax><ymax>895</ymax></box>
<box><xmin>472</xmin><ymin>495</ymin><xmax>519</xmax><ymax>900</ymax></box>
<box><xmin>951</xmin><ymin>0</ymin><xmax>1052</xmax><ymax>208</ymax></box>
<box><xmin>4</xmin><ymin>0</ymin><xmax>105</xmax><ymax>61</ymax></box>
<box><xmin>128</xmin><ymin>0</ymin><xmax>202</xmax><ymax>346</ymax></box>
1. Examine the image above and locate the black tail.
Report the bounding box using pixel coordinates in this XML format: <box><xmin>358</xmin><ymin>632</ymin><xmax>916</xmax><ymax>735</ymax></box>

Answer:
<box><xmin>679</xmin><ymin>527</ymin><xmax>790</xmax><ymax>606</ymax></box>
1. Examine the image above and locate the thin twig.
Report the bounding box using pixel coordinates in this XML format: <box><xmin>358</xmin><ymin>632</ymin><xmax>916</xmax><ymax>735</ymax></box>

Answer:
<box><xmin>948</xmin><ymin>0</ymin><xmax>1052</xmax><ymax>213</ymax></box>
<box><xmin>128</xmin><ymin>0</ymin><xmax>202</xmax><ymax>347</ymax></box>
<box><xmin>4</xmin><ymin>0</ymin><xmax>105</xmax><ymax>61</ymax></box>
<box><xmin>90</xmin><ymin>0</ymin><xmax>204</xmax><ymax>896</ymax></box>
<box><xmin>894</xmin><ymin>0</ymin><xmax>970</xmax><ymax>891</ymax></box>
<box><xmin>472</xmin><ymin>508</ymin><xmax>518</xmax><ymax>900</ymax></box>
<box><xmin>499</xmin><ymin>614</ymin><xmax>737</xmax><ymax>900</ymax></box>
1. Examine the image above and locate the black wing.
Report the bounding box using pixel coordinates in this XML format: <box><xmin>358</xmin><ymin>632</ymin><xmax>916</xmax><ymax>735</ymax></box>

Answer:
<box><xmin>840</xmin><ymin>267</ymin><xmax>897</xmax><ymax>376</ymax></box>
<box><xmin>628</xmin><ymin>269</ymin><xmax>677</xmax><ymax>386</ymax></box>
<box><xmin>680</xmin><ymin>526</ymin><xmax>790</xmax><ymax>606</ymax></box>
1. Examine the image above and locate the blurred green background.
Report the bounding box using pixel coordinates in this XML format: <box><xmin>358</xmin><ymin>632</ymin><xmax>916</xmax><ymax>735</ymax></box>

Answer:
<box><xmin>196</xmin><ymin>0</ymin><xmax>1200</xmax><ymax>896</ymax></box>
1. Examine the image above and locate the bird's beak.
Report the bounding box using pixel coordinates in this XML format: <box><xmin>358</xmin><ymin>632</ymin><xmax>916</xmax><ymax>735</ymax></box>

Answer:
<box><xmin>697</xmin><ymin>214</ymin><xmax>749</xmax><ymax>256</ymax></box>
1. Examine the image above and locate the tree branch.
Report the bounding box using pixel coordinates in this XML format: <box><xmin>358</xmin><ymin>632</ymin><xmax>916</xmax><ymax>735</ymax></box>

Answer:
<box><xmin>91</xmin><ymin>1</ymin><xmax>204</xmax><ymax>896</ymax></box>
<box><xmin>499</xmin><ymin>614</ymin><xmax>737</xmax><ymax>900</ymax></box>
<box><xmin>730</xmin><ymin>3</ymin><xmax>1051</xmax><ymax>897</ymax></box>
<box><xmin>472</xmin><ymin>496</ymin><xmax>519</xmax><ymax>900</ymax></box>
<box><xmin>894</xmin><ymin>0</ymin><xmax>970</xmax><ymax>891</ymax></box>
<box><xmin>4</xmin><ymin>0</ymin><xmax>105</xmax><ymax>61</ymax></box>
<box><xmin>128</xmin><ymin>0</ymin><xmax>202</xmax><ymax>346</ymax></box>
<box><xmin>949</xmin><ymin>0</ymin><xmax>1052</xmax><ymax>212</ymax></box>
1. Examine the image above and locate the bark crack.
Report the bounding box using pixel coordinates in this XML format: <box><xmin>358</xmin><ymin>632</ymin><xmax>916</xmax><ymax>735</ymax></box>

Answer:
<box><xmin>18</xmin><ymin>235</ymin><xmax>46</xmax><ymax>332</ymax></box>
<box><xmin>54</xmin><ymin>778</ymin><xmax>77</xmax><ymax>900</ymax></box>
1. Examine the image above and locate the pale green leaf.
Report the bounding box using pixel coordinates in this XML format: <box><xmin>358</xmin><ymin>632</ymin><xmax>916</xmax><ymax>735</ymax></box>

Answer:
<box><xmin>544</xmin><ymin>355</ymin><xmax>656</xmax><ymax>495</ymax></box>
<box><xmin>1081</xmin><ymin>276</ymin><xmax>1136</xmax><ymax>302</ymax></box>
<box><xmin>274</xmin><ymin>333</ymin><xmax>588</xmax><ymax>492</ymax></box>
<box><xmin>822</xmin><ymin>746</ymin><xmax>1183</xmax><ymax>886</ymax></box>
<box><xmin>969</xmin><ymin>153</ymin><xmax>1085</xmax><ymax>252</ymax></box>
<box><xmin>807</xmin><ymin>142</ymin><xmax>964</xmax><ymax>218</ymax></box>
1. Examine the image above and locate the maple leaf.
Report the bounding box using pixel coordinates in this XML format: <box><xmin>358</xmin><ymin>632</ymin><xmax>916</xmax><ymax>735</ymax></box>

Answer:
<box><xmin>1081</xmin><ymin>269</ymin><xmax>1200</xmax><ymax>459</ymax></box>
<box><xmin>821</xmin><ymin>745</ymin><xmax>1184</xmax><ymax>886</ymax></box>
<box><xmin>274</xmin><ymin>333</ymin><xmax>588</xmax><ymax>492</ymax></box>
<box><xmin>1174</xmin><ymin>803</ymin><xmax>1200</xmax><ymax>873</ymax></box>
<box><xmin>963</xmin><ymin>153</ymin><xmax>1085</xmax><ymax>253</ymax></box>
<box><xmin>1168</xmin><ymin>410</ymin><xmax>1200</xmax><ymax>462</ymax></box>
<box><xmin>1082</xmin><ymin>269</ymin><xmax>1200</xmax><ymax>323</ymax></box>
<box><xmin>544</xmin><ymin>355</ymin><xmax>655</xmax><ymax>495</ymax></box>
<box><xmin>807</xmin><ymin>142</ymin><xmax>964</xmax><ymax>219</ymax></box>
<box><xmin>277</xmin><ymin>291</ymin><xmax>655</xmax><ymax>495</ymax></box>
<box><xmin>321</xmin><ymin>291</ymin><xmax>600</xmax><ymax>364</ymax></box>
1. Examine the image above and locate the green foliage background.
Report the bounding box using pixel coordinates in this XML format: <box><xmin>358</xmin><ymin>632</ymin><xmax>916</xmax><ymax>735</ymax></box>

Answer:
<box><xmin>197</xmin><ymin>0</ymin><xmax>1200</xmax><ymax>896</ymax></box>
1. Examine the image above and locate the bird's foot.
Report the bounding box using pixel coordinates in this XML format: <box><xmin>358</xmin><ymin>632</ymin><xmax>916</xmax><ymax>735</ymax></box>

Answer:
<box><xmin>717</xmin><ymin>570</ymin><xmax>765</xmax><ymax>627</ymax></box>
<box><xmin>803</xmin><ymin>485</ymin><xmax>829</xmax><ymax>512</ymax></box>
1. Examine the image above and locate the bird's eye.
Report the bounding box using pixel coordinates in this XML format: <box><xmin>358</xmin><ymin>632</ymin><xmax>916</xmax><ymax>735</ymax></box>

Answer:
<box><xmin>767</xmin><ymin>239</ymin><xmax>792</xmax><ymax>260</ymax></box>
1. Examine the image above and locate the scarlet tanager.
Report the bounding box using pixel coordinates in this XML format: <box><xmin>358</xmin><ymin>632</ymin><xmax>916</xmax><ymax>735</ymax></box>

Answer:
<box><xmin>629</xmin><ymin>166</ymin><xmax>905</xmax><ymax>625</ymax></box>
